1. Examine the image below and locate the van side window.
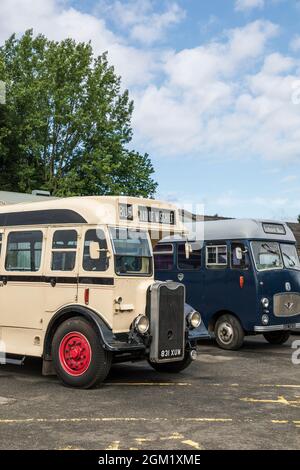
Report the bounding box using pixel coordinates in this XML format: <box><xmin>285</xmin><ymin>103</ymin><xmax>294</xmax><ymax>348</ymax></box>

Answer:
<box><xmin>206</xmin><ymin>245</ymin><xmax>227</xmax><ymax>268</ymax></box>
<box><xmin>231</xmin><ymin>242</ymin><xmax>248</xmax><ymax>270</ymax></box>
<box><xmin>83</xmin><ymin>229</ymin><xmax>109</xmax><ymax>272</ymax></box>
<box><xmin>51</xmin><ymin>230</ymin><xmax>77</xmax><ymax>271</ymax></box>
<box><xmin>5</xmin><ymin>231</ymin><xmax>43</xmax><ymax>272</ymax></box>
<box><xmin>0</xmin><ymin>233</ymin><xmax>2</xmax><ymax>256</ymax></box>
<box><xmin>178</xmin><ymin>243</ymin><xmax>201</xmax><ymax>270</ymax></box>
<box><xmin>154</xmin><ymin>244</ymin><xmax>174</xmax><ymax>271</ymax></box>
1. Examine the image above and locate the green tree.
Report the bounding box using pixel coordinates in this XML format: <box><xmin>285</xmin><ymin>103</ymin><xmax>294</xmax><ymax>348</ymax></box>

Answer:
<box><xmin>0</xmin><ymin>30</ymin><xmax>157</xmax><ymax>197</ymax></box>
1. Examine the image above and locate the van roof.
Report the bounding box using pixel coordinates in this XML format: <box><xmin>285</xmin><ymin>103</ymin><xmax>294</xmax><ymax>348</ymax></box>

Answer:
<box><xmin>159</xmin><ymin>219</ymin><xmax>296</xmax><ymax>243</ymax></box>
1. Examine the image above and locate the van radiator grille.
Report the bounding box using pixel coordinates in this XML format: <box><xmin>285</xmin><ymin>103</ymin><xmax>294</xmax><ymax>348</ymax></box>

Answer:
<box><xmin>273</xmin><ymin>293</ymin><xmax>300</xmax><ymax>317</ymax></box>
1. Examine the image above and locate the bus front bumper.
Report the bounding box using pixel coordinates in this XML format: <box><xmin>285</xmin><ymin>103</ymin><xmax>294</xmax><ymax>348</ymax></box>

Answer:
<box><xmin>254</xmin><ymin>322</ymin><xmax>300</xmax><ymax>332</ymax></box>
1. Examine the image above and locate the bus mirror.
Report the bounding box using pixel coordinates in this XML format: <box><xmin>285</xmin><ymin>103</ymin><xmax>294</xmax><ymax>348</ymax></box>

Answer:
<box><xmin>89</xmin><ymin>241</ymin><xmax>111</xmax><ymax>260</ymax></box>
<box><xmin>185</xmin><ymin>242</ymin><xmax>192</xmax><ymax>259</ymax></box>
<box><xmin>235</xmin><ymin>247</ymin><xmax>243</xmax><ymax>260</ymax></box>
<box><xmin>89</xmin><ymin>241</ymin><xmax>101</xmax><ymax>260</ymax></box>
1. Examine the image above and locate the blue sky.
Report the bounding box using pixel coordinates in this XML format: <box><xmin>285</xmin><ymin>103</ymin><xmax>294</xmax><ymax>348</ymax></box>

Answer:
<box><xmin>1</xmin><ymin>0</ymin><xmax>300</xmax><ymax>220</ymax></box>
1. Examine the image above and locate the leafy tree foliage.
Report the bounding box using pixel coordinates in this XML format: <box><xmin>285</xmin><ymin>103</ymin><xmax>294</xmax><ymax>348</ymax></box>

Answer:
<box><xmin>0</xmin><ymin>30</ymin><xmax>157</xmax><ymax>197</ymax></box>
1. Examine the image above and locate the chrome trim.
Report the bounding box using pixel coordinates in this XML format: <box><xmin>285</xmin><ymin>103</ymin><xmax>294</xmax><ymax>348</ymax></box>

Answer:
<box><xmin>273</xmin><ymin>292</ymin><xmax>300</xmax><ymax>318</ymax></box>
<box><xmin>254</xmin><ymin>323</ymin><xmax>300</xmax><ymax>332</ymax></box>
<box><xmin>187</xmin><ymin>310</ymin><xmax>202</xmax><ymax>329</ymax></box>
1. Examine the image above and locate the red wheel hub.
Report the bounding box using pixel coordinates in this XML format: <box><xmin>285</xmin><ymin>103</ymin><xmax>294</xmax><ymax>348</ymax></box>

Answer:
<box><xmin>59</xmin><ymin>332</ymin><xmax>92</xmax><ymax>376</ymax></box>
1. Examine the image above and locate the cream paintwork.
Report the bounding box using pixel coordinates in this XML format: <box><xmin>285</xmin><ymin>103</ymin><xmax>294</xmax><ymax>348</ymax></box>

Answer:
<box><xmin>0</xmin><ymin>196</ymin><xmax>187</xmax><ymax>358</ymax></box>
<box><xmin>0</xmin><ymin>227</ymin><xmax>47</xmax><ymax>330</ymax></box>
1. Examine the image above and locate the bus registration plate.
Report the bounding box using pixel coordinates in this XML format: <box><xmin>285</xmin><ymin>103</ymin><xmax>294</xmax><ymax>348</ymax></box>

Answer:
<box><xmin>159</xmin><ymin>348</ymin><xmax>182</xmax><ymax>359</ymax></box>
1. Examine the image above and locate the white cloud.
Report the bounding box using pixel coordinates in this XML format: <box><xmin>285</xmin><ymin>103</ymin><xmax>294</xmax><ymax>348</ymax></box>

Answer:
<box><xmin>290</xmin><ymin>34</ymin><xmax>300</xmax><ymax>52</ymax></box>
<box><xmin>0</xmin><ymin>0</ymin><xmax>160</xmax><ymax>88</ymax></box>
<box><xmin>235</xmin><ymin>0</ymin><xmax>265</xmax><ymax>12</ymax></box>
<box><xmin>100</xmin><ymin>0</ymin><xmax>185</xmax><ymax>45</ymax></box>
<box><xmin>281</xmin><ymin>175</ymin><xmax>298</xmax><ymax>183</ymax></box>
<box><xmin>0</xmin><ymin>1</ymin><xmax>299</xmax><ymax>170</ymax></box>
<box><xmin>133</xmin><ymin>21</ymin><xmax>295</xmax><ymax>160</ymax></box>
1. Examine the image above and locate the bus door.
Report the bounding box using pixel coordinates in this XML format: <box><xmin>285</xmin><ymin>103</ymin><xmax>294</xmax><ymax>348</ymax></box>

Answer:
<box><xmin>43</xmin><ymin>227</ymin><xmax>81</xmax><ymax>317</ymax></box>
<box><xmin>77</xmin><ymin>226</ymin><xmax>114</xmax><ymax>327</ymax></box>
<box><xmin>0</xmin><ymin>228</ymin><xmax>46</xmax><ymax>329</ymax></box>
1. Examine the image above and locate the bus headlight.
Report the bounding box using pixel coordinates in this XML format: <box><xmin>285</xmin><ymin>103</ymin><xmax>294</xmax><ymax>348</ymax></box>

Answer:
<box><xmin>134</xmin><ymin>315</ymin><xmax>150</xmax><ymax>335</ymax></box>
<box><xmin>261</xmin><ymin>297</ymin><xmax>269</xmax><ymax>309</ymax></box>
<box><xmin>188</xmin><ymin>311</ymin><xmax>202</xmax><ymax>329</ymax></box>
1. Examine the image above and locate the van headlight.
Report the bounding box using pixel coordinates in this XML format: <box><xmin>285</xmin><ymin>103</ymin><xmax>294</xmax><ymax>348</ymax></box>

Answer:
<box><xmin>134</xmin><ymin>315</ymin><xmax>150</xmax><ymax>335</ymax></box>
<box><xmin>261</xmin><ymin>298</ymin><xmax>269</xmax><ymax>309</ymax></box>
<box><xmin>187</xmin><ymin>311</ymin><xmax>202</xmax><ymax>329</ymax></box>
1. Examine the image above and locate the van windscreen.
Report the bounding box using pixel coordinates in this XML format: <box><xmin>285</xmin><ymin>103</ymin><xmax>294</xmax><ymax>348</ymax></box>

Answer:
<box><xmin>251</xmin><ymin>242</ymin><xmax>283</xmax><ymax>271</ymax></box>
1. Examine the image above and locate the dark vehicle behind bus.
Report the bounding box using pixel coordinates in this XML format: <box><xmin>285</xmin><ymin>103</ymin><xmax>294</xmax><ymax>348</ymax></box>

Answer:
<box><xmin>155</xmin><ymin>219</ymin><xmax>300</xmax><ymax>350</ymax></box>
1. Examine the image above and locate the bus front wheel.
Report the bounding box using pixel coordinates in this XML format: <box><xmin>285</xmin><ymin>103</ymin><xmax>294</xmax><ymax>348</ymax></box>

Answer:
<box><xmin>215</xmin><ymin>314</ymin><xmax>244</xmax><ymax>350</ymax></box>
<box><xmin>52</xmin><ymin>317</ymin><xmax>112</xmax><ymax>389</ymax></box>
<box><xmin>263</xmin><ymin>331</ymin><xmax>291</xmax><ymax>345</ymax></box>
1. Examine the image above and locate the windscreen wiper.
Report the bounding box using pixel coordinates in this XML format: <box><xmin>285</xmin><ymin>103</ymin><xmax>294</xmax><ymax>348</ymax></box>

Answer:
<box><xmin>282</xmin><ymin>251</ymin><xmax>296</xmax><ymax>267</ymax></box>
<box><xmin>262</xmin><ymin>243</ymin><xmax>278</xmax><ymax>255</ymax></box>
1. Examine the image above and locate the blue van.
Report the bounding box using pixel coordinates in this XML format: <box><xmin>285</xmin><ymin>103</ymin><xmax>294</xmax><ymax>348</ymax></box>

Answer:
<box><xmin>154</xmin><ymin>219</ymin><xmax>300</xmax><ymax>350</ymax></box>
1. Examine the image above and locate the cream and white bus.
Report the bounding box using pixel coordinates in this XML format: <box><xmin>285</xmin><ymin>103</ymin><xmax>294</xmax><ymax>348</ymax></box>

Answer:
<box><xmin>0</xmin><ymin>196</ymin><xmax>205</xmax><ymax>388</ymax></box>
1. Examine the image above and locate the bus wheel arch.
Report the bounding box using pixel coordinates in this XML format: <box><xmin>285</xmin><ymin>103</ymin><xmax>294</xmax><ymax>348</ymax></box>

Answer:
<box><xmin>210</xmin><ymin>310</ymin><xmax>245</xmax><ymax>351</ymax></box>
<box><xmin>42</xmin><ymin>306</ymin><xmax>113</xmax><ymax>383</ymax></box>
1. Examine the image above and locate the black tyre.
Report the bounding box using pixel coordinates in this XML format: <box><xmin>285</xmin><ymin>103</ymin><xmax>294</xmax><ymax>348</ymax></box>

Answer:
<box><xmin>148</xmin><ymin>352</ymin><xmax>192</xmax><ymax>373</ymax></box>
<box><xmin>52</xmin><ymin>316</ymin><xmax>112</xmax><ymax>389</ymax></box>
<box><xmin>215</xmin><ymin>314</ymin><xmax>244</xmax><ymax>350</ymax></box>
<box><xmin>263</xmin><ymin>331</ymin><xmax>291</xmax><ymax>345</ymax></box>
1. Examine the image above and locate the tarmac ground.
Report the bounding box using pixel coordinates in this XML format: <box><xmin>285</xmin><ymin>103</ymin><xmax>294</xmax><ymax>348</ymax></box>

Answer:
<box><xmin>0</xmin><ymin>334</ymin><xmax>299</xmax><ymax>450</ymax></box>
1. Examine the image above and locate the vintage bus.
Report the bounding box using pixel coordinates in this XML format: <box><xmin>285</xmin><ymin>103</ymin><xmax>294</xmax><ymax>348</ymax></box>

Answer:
<box><xmin>155</xmin><ymin>219</ymin><xmax>300</xmax><ymax>350</ymax></box>
<box><xmin>0</xmin><ymin>196</ymin><xmax>207</xmax><ymax>388</ymax></box>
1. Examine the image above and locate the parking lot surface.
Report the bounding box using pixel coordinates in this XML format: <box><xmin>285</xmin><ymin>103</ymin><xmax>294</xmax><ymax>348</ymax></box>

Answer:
<box><xmin>0</xmin><ymin>335</ymin><xmax>299</xmax><ymax>450</ymax></box>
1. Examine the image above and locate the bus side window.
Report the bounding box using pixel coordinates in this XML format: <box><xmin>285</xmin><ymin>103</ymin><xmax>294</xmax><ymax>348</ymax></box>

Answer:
<box><xmin>231</xmin><ymin>242</ymin><xmax>248</xmax><ymax>270</ymax></box>
<box><xmin>206</xmin><ymin>245</ymin><xmax>227</xmax><ymax>269</ymax></box>
<box><xmin>178</xmin><ymin>242</ymin><xmax>201</xmax><ymax>270</ymax></box>
<box><xmin>83</xmin><ymin>229</ymin><xmax>109</xmax><ymax>272</ymax></box>
<box><xmin>51</xmin><ymin>230</ymin><xmax>77</xmax><ymax>271</ymax></box>
<box><xmin>5</xmin><ymin>231</ymin><xmax>43</xmax><ymax>272</ymax></box>
<box><xmin>154</xmin><ymin>244</ymin><xmax>174</xmax><ymax>271</ymax></box>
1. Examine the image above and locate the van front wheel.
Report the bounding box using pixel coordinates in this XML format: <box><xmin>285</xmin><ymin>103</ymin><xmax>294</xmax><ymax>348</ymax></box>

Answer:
<box><xmin>263</xmin><ymin>331</ymin><xmax>291</xmax><ymax>345</ymax></box>
<box><xmin>52</xmin><ymin>317</ymin><xmax>112</xmax><ymax>389</ymax></box>
<box><xmin>215</xmin><ymin>314</ymin><xmax>244</xmax><ymax>350</ymax></box>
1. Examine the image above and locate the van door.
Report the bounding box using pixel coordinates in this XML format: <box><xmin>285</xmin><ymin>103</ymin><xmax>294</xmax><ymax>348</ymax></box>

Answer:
<box><xmin>43</xmin><ymin>227</ymin><xmax>81</xmax><ymax>321</ymax></box>
<box><xmin>228</xmin><ymin>241</ymin><xmax>255</xmax><ymax>329</ymax></box>
<box><xmin>176</xmin><ymin>242</ymin><xmax>203</xmax><ymax>311</ymax></box>
<box><xmin>0</xmin><ymin>228</ymin><xmax>46</xmax><ymax>329</ymax></box>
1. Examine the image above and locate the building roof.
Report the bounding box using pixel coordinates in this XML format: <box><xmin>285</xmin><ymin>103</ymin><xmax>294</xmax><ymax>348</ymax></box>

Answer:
<box><xmin>0</xmin><ymin>190</ymin><xmax>56</xmax><ymax>206</ymax></box>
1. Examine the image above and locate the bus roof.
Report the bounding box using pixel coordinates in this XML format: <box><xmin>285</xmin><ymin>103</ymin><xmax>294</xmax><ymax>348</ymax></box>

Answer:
<box><xmin>159</xmin><ymin>219</ymin><xmax>296</xmax><ymax>244</ymax></box>
<box><xmin>0</xmin><ymin>195</ymin><xmax>187</xmax><ymax>239</ymax></box>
